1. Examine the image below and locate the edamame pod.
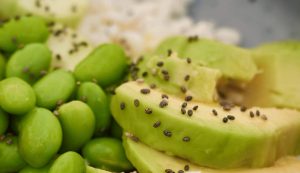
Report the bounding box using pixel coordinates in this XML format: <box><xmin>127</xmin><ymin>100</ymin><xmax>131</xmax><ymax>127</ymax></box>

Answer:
<box><xmin>74</xmin><ymin>44</ymin><xmax>128</xmax><ymax>87</ymax></box>
<box><xmin>0</xmin><ymin>135</ymin><xmax>27</xmax><ymax>172</ymax></box>
<box><xmin>19</xmin><ymin>108</ymin><xmax>62</xmax><ymax>168</ymax></box>
<box><xmin>49</xmin><ymin>151</ymin><xmax>85</xmax><ymax>173</ymax></box>
<box><xmin>6</xmin><ymin>43</ymin><xmax>52</xmax><ymax>84</ymax></box>
<box><xmin>57</xmin><ymin>101</ymin><xmax>95</xmax><ymax>152</ymax></box>
<box><xmin>82</xmin><ymin>138</ymin><xmax>133</xmax><ymax>172</ymax></box>
<box><xmin>33</xmin><ymin>69</ymin><xmax>76</xmax><ymax>110</ymax></box>
<box><xmin>0</xmin><ymin>77</ymin><xmax>36</xmax><ymax>115</ymax></box>
<box><xmin>77</xmin><ymin>82</ymin><xmax>111</xmax><ymax>136</ymax></box>
<box><xmin>0</xmin><ymin>108</ymin><xmax>8</xmax><ymax>135</ymax></box>
<box><xmin>0</xmin><ymin>53</ymin><xmax>5</xmax><ymax>80</ymax></box>
<box><xmin>0</xmin><ymin>16</ymin><xmax>49</xmax><ymax>52</ymax></box>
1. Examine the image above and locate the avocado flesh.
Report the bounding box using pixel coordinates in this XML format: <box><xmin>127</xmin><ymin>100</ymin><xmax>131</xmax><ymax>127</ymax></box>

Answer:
<box><xmin>0</xmin><ymin>0</ymin><xmax>88</xmax><ymax>27</ymax></box>
<box><xmin>47</xmin><ymin>23</ymin><xmax>93</xmax><ymax>71</ymax></box>
<box><xmin>242</xmin><ymin>41</ymin><xmax>300</xmax><ymax>110</ymax></box>
<box><xmin>155</xmin><ymin>36</ymin><xmax>258</xmax><ymax>82</ymax></box>
<box><xmin>123</xmin><ymin>135</ymin><xmax>300</xmax><ymax>173</ymax></box>
<box><xmin>111</xmin><ymin>81</ymin><xmax>300</xmax><ymax>169</ymax></box>
<box><xmin>137</xmin><ymin>53</ymin><xmax>221</xmax><ymax>103</ymax></box>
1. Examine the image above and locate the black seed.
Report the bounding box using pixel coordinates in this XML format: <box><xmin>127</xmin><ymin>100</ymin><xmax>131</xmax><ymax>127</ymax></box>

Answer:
<box><xmin>186</xmin><ymin>58</ymin><xmax>191</xmax><ymax>64</ymax></box>
<box><xmin>165</xmin><ymin>169</ymin><xmax>174</xmax><ymax>173</ymax></box>
<box><xmin>167</xmin><ymin>49</ymin><xmax>172</xmax><ymax>56</ymax></box>
<box><xmin>140</xmin><ymin>88</ymin><xmax>150</xmax><ymax>94</ymax></box>
<box><xmin>250</xmin><ymin>111</ymin><xmax>255</xmax><ymax>118</ymax></box>
<box><xmin>240</xmin><ymin>106</ymin><xmax>247</xmax><ymax>112</ymax></box>
<box><xmin>256</xmin><ymin>110</ymin><xmax>260</xmax><ymax>116</ymax></box>
<box><xmin>182</xmin><ymin>136</ymin><xmax>190</xmax><ymax>142</ymax></box>
<box><xmin>184</xmin><ymin>75</ymin><xmax>190</xmax><ymax>81</ymax></box>
<box><xmin>181</xmin><ymin>108</ymin><xmax>186</xmax><ymax>115</ymax></box>
<box><xmin>187</xmin><ymin>109</ymin><xmax>193</xmax><ymax>116</ymax></box>
<box><xmin>6</xmin><ymin>138</ymin><xmax>13</xmax><ymax>145</ymax></box>
<box><xmin>134</xmin><ymin>99</ymin><xmax>140</xmax><ymax>107</ymax></box>
<box><xmin>180</xmin><ymin>86</ymin><xmax>187</xmax><ymax>93</ymax></box>
<box><xmin>142</xmin><ymin>71</ymin><xmax>148</xmax><ymax>77</ymax></box>
<box><xmin>261</xmin><ymin>115</ymin><xmax>268</xmax><ymax>121</ymax></box>
<box><xmin>120</xmin><ymin>102</ymin><xmax>126</xmax><ymax>110</ymax></box>
<box><xmin>56</xmin><ymin>54</ymin><xmax>61</xmax><ymax>60</ymax></box>
<box><xmin>145</xmin><ymin>108</ymin><xmax>152</xmax><ymax>114</ymax></box>
<box><xmin>185</xmin><ymin>95</ymin><xmax>193</xmax><ymax>102</ymax></box>
<box><xmin>223</xmin><ymin>117</ymin><xmax>228</xmax><ymax>123</ymax></box>
<box><xmin>80</xmin><ymin>96</ymin><xmax>87</xmax><ymax>102</ymax></box>
<box><xmin>163</xmin><ymin>130</ymin><xmax>172</xmax><ymax>137</ymax></box>
<box><xmin>163</xmin><ymin>75</ymin><xmax>170</xmax><ymax>81</ymax></box>
<box><xmin>153</xmin><ymin>121</ymin><xmax>161</xmax><ymax>128</ymax></box>
<box><xmin>181</xmin><ymin>102</ymin><xmax>187</xmax><ymax>108</ymax></box>
<box><xmin>184</xmin><ymin>165</ymin><xmax>190</xmax><ymax>171</ymax></box>
<box><xmin>159</xmin><ymin>99</ymin><xmax>168</xmax><ymax>108</ymax></box>
<box><xmin>227</xmin><ymin>115</ymin><xmax>235</xmax><ymax>120</ymax></box>
<box><xmin>150</xmin><ymin>83</ymin><xmax>156</xmax><ymax>89</ymax></box>
<box><xmin>162</xmin><ymin>94</ymin><xmax>169</xmax><ymax>99</ymax></box>
<box><xmin>212</xmin><ymin>109</ymin><xmax>218</xmax><ymax>116</ymax></box>
<box><xmin>178</xmin><ymin>170</ymin><xmax>184</xmax><ymax>173</ymax></box>
<box><xmin>157</xmin><ymin>61</ymin><xmax>164</xmax><ymax>67</ymax></box>
<box><xmin>193</xmin><ymin>105</ymin><xmax>198</xmax><ymax>111</ymax></box>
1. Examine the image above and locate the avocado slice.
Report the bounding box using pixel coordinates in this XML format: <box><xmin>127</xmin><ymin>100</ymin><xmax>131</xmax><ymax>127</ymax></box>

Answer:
<box><xmin>242</xmin><ymin>41</ymin><xmax>300</xmax><ymax>110</ymax></box>
<box><xmin>155</xmin><ymin>36</ymin><xmax>258</xmax><ymax>82</ymax></box>
<box><xmin>0</xmin><ymin>0</ymin><xmax>88</xmax><ymax>27</ymax></box>
<box><xmin>136</xmin><ymin>53</ymin><xmax>221</xmax><ymax>103</ymax></box>
<box><xmin>47</xmin><ymin>23</ymin><xmax>93</xmax><ymax>71</ymax></box>
<box><xmin>111</xmin><ymin>81</ymin><xmax>300</xmax><ymax>169</ymax></box>
<box><xmin>123</xmin><ymin>134</ymin><xmax>300</xmax><ymax>173</ymax></box>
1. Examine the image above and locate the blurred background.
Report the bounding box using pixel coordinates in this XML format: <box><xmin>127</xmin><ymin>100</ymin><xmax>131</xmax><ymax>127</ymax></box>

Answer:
<box><xmin>189</xmin><ymin>0</ymin><xmax>300</xmax><ymax>47</ymax></box>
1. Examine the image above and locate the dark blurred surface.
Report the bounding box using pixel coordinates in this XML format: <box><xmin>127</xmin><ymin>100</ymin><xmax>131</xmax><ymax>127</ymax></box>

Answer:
<box><xmin>189</xmin><ymin>0</ymin><xmax>300</xmax><ymax>47</ymax></box>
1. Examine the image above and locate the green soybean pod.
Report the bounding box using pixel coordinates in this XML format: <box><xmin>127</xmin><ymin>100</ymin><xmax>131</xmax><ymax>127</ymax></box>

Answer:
<box><xmin>0</xmin><ymin>77</ymin><xmax>36</xmax><ymax>115</ymax></box>
<box><xmin>0</xmin><ymin>108</ymin><xmax>9</xmax><ymax>135</ymax></box>
<box><xmin>77</xmin><ymin>82</ymin><xmax>111</xmax><ymax>136</ymax></box>
<box><xmin>57</xmin><ymin>101</ymin><xmax>95</xmax><ymax>152</ymax></box>
<box><xmin>33</xmin><ymin>69</ymin><xmax>76</xmax><ymax>110</ymax></box>
<box><xmin>49</xmin><ymin>151</ymin><xmax>85</xmax><ymax>173</ymax></box>
<box><xmin>6</xmin><ymin>43</ymin><xmax>52</xmax><ymax>84</ymax></box>
<box><xmin>74</xmin><ymin>44</ymin><xmax>128</xmax><ymax>87</ymax></box>
<box><xmin>19</xmin><ymin>161</ymin><xmax>53</xmax><ymax>173</ymax></box>
<box><xmin>0</xmin><ymin>16</ymin><xmax>49</xmax><ymax>52</ymax></box>
<box><xmin>0</xmin><ymin>136</ymin><xmax>27</xmax><ymax>172</ymax></box>
<box><xmin>19</xmin><ymin>108</ymin><xmax>62</xmax><ymax>168</ymax></box>
<box><xmin>0</xmin><ymin>53</ymin><xmax>5</xmax><ymax>80</ymax></box>
<box><xmin>82</xmin><ymin>138</ymin><xmax>133</xmax><ymax>172</ymax></box>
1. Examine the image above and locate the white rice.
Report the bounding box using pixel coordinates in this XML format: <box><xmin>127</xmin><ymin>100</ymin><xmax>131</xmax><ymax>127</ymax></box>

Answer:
<box><xmin>78</xmin><ymin>0</ymin><xmax>240</xmax><ymax>59</ymax></box>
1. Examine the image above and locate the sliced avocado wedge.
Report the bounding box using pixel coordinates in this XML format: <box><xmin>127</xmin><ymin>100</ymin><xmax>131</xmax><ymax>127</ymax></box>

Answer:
<box><xmin>0</xmin><ymin>0</ymin><xmax>88</xmax><ymax>27</ymax></box>
<box><xmin>242</xmin><ymin>41</ymin><xmax>300</xmax><ymax>110</ymax></box>
<box><xmin>136</xmin><ymin>53</ymin><xmax>221</xmax><ymax>103</ymax></box>
<box><xmin>47</xmin><ymin>23</ymin><xmax>93</xmax><ymax>71</ymax></box>
<box><xmin>111</xmin><ymin>81</ymin><xmax>300</xmax><ymax>169</ymax></box>
<box><xmin>155</xmin><ymin>36</ymin><xmax>258</xmax><ymax>82</ymax></box>
<box><xmin>123</xmin><ymin>134</ymin><xmax>300</xmax><ymax>173</ymax></box>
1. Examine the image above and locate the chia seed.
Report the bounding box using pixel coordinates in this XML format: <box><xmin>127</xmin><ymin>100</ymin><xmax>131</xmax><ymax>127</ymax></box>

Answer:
<box><xmin>153</xmin><ymin>121</ymin><xmax>161</xmax><ymax>128</ymax></box>
<box><xmin>181</xmin><ymin>108</ymin><xmax>186</xmax><ymax>115</ymax></box>
<box><xmin>227</xmin><ymin>115</ymin><xmax>235</xmax><ymax>120</ymax></box>
<box><xmin>180</xmin><ymin>86</ymin><xmax>187</xmax><ymax>93</ymax></box>
<box><xmin>185</xmin><ymin>95</ymin><xmax>193</xmax><ymax>102</ymax></box>
<box><xmin>212</xmin><ymin>109</ymin><xmax>218</xmax><ymax>116</ymax></box>
<box><xmin>120</xmin><ymin>102</ymin><xmax>126</xmax><ymax>110</ymax></box>
<box><xmin>163</xmin><ymin>130</ymin><xmax>172</xmax><ymax>137</ymax></box>
<box><xmin>162</xmin><ymin>94</ymin><xmax>169</xmax><ymax>99</ymax></box>
<box><xmin>240</xmin><ymin>106</ymin><xmax>247</xmax><ymax>112</ymax></box>
<box><xmin>183</xmin><ymin>136</ymin><xmax>190</xmax><ymax>142</ymax></box>
<box><xmin>140</xmin><ymin>88</ymin><xmax>150</xmax><ymax>94</ymax></box>
<box><xmin>187</xmin><ymin>109</ymin><xmax>193</xmax><ymax>116</ymax></box>
<box><xmin>184</xmin><ymin>165</ymin><xmax>190</xmax><ymax>171</ymax></box>
<box><xmin>157</xmin><ymin>61</ymin><xmax>164</xmax><ymax>67</ymax></box>
<box><xmin>223</xmin><ymin>117</ymin><xmax>228</xmax><ymax>123</ymax></box>
<box><xmin>184</xmin><ymin>75</ymin><xmax>190</xmax><ymax>81</ymax></box>
<box><xmin>250</xmin><ymin>111</ymin><xmax>255</xmax><ymax>118</ymax></box>
<box><xmin>193</xmin><ymin>105</ymin><xmax>198</xmax><ymax>111</ymax></box>
<box><xmin>159</xmin><ymin>99</ymin><xmax>168</xmax><ymax>108</ymax></box>
<box><xmin>134</xmin><ymin>99</ymin><xmax>140</xmax><ymax>107</ymax></box>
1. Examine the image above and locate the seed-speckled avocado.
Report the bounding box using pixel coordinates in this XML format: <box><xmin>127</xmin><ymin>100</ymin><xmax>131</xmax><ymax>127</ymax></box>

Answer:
<box><xmin>111</xmin><ymin>81</ymin><xmax>300</xmax><ymax>169</ymax></box>
<box><xmin>123</xmin><ymin>134</ymin><xmax>300</xmax><ymax>173</ymax></box>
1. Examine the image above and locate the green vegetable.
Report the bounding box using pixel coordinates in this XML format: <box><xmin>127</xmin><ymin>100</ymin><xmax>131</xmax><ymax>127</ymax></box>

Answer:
<box><xmin>0</xmin><ymin>136</ymin><xmax>27</xmax><ymax>172</ymax></box>
<box><xmin>49</xmin><ymin>152</ymin><xmax>85</xmax><ymax>173</ymax></box>
<box><xmin>77</xmin><ymin>82</ymin><xmax>111</xmax><ymax>136</ymax></box>
<box><xmin>57</xmin><ymin>101</ymin><xmax>95</xmax><ymax>152</ymax></box>
<box><xmin>0</xmin><ymin>77</ymin><xmax>36</xmax><ymax>115</ymax></box>
<box><xmin>74</xmin><ymin>44</ymin><xmax>128</xmax><ymax>87</ymax></box>
<box><xmin>33</xmin><ymin>69</ymin><xmax>76</xmax><ymax>110</ymax></box>
<box><xmin>0</xmin><ymin>108</ymin><xmax>9</xmax><ymax>135</ymax></box>
<box><xmin>6</xmin><ymin>43</ymin><xmax>52</xmax><ymax>84</ymax></box>
<box><xmin>82</xmin><ymin>138</ymin><xmax>133</xmax><ymax>172</ymax></box>
<box><xmin>19</xmin><ymin>108</ymin><xmax>62</xmax><ymax>168</ymax></box>
<box><xmin>0</xmin><ymin>16</ymin><xmax>49</xmax><ymax>52</ymax></box>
